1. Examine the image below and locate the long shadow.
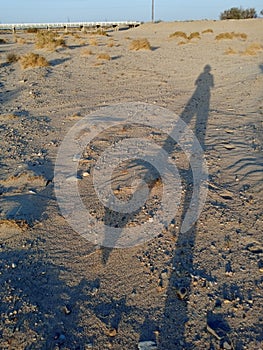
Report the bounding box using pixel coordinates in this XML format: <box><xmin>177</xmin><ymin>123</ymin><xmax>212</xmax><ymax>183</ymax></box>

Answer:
<box><xmin>101</xmin><ymin>65</ymin><xmax>213</xmax><ymax>263</ymax></box>
<box><xmin>96</xmin><ymin>66</ymin><xmax>216</xmax><ymax>347</ymax></box>
<box><xmin>159</xmin><ymin>64</ymin><xmax>214</xmax><ymax>348</ymax></box>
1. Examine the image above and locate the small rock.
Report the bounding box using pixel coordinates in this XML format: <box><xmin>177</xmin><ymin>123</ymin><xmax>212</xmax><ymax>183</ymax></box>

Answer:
<box><xmin>246</xmin><ymin>242</ymin><xmax>263</xmax><ymax>254</ymax></box>
<box><xmin>85</xmin><ymin>344</ymin><xmax>93</xmax><ymax>349</ymax></box>
<box><xmin>206</xmin><ymin>324</ymin><xmax>221</xmax><ymax>340</ymax></box>
<box><xmin>177</xmin><ymin>287</ymin><xmax>187</xmax><ymax>300</ymax></box>
<box><xmin>11</xmin><ymin>263</ymin><xmax>17</xmax><ymax>269</ymax></box>
<box><xmin>107</xmin><ymin>328</ymin><xmax>117</xmax><ymax>337</ymax></box>
<box><xmin>223</xmin><ymin>144</ymin><xmax>236</xmax><ymax>150</ymax></box>
<box><xmin>82</xmin><ymin>171</ymin><xmax>90</xmax><ymax>177</ymax></box>
<box><xmin>138</xmin><ymin>340</ymin><xmax>158</xmax><ymax>350</ymax></box>
<box><xmin>62</xmin><ymin>305</ymin><xmax>71</xmax><ymax>315</ymax></box>
<box><xmin>73</xmin><ymin>154</ymin><xmax>81</xmax><ymax>162</ymax></box>
<box><xmin>223</xmin><ymin>341</ymin><xmax>232</xmax><ymax>349</ymax></box>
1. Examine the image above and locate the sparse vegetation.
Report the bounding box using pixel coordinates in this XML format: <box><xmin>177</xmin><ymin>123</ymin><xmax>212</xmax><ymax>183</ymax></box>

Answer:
<box><xmin>215</xmin><ymin>32</ymin><xmax>247</xmax><ymax>40</ymax></box>
<box><xmin>202</xmin><ymin>29</ymin><xmax>214</xmax><ymax>34</ymax></box>
<box><xmin>96</xmin><ymin>53</ymin><xmax>111</xmax><ymax>60</ymax></box>
<box><xmin>107</xmin><ymin>39</ymin><xmax>115</xmax><ymax>47</ymax></box>
<box><xmin>27</xmin><ymin>28</ymin><xmax>38</xmax><ymax>33</ymax></box>
<box><xmin>91</xmin><ymin>29</ymin><xmax>108</xmax><ymax>36</ymax></box>
<box><xmin>242</xmin><ymin>43</ymin><xmax>263</xmax><ymax>56</ymax></box>
<box><xmin>178</xmin><ymin>41</ymin><xmax>187</xmax><ymax>46</ymax></box>
<box><xmin>129</xmin><ymin>38</ymin><xmax>151</xmax><ymax>51</ymax></box>
<box><xmin>169</xmin><ymin>31</ymin><xmax>188</xmax><ymax>40</ymax></box>
<box><xmin>188</xmin><ymin>32</ymin><xmax>201</xmax><ymax>40</ymax></box>
<box><xmin>6</xmin><ymin>52</ymin><xmax>20</xmax><ymax>63</ymax></box>
<box><xmin>19</xmin><ymin>52</ymin><xmax>49</xmax><ymax>69</ymax></box>
<box><xmin>0</xmin><ymin>38</ymin><xmax>7</xmax><ymax>44</ymax></box>
<box><xmin>89</xmin><ymin>38</ymin><xmax>98</xmax><ymax>46</ymax></box>
<box><xmin>35</xmin><ymin>31</ymin><xmax>66</xmax><ymax>50</ymax></box>
<box><xmin>14</xmin><ymin>36</ymin><xmax>26</xmax><ymax>44</ymax></box>
<box><xmin>224</xmin><ymin>47</ymin><xmax>237</xmax><ymax>55</ymax></box>
<box><xmin>220</xmin><ymin>7</ymin><xmax>257</xmax><ymax>20</ymax></box>
<box><xmin>81</xmin><ymin>48</ymin><xmax>93</xmax><ymax>56</ymax></box>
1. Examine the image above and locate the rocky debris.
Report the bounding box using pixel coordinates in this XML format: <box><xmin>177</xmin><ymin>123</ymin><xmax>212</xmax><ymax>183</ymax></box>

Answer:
<box><xmin>138</xmin><ymin>340</ymin><xmax>158</xmax><ymax>350</ymax></box>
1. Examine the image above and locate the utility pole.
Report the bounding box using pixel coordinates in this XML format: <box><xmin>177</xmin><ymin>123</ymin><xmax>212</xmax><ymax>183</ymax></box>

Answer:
<box><xmin>152</xmin><ymin>0</ymin><xmax>154</xmax><ymax>22</ymax></box>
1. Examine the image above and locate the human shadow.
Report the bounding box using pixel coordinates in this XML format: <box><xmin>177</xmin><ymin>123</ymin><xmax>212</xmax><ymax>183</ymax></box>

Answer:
<box><xmin>159</xmin><ymin>65</ymin><xmax>214</xmax><ymax>348</ymax></box>
<box><xmin>100</xmin><ymin>65</ymin><xmax>213</xmax><ymax>265</ymax></box>
<box><xmin>90</xmin><ymin>65</ymin><xmax>215</xmax><ymax>348</ymax></box>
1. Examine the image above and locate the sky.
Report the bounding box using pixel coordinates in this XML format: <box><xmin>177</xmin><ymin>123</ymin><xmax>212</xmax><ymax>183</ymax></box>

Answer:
<box><xmin>1</xmin><ymin>0</ymin><xmax>262</xmax><ymax>24</ymax></box>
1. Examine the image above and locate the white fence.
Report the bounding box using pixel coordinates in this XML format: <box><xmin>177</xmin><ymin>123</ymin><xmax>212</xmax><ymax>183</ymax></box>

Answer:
<box><xmin>0</xmin><ymin>21</ymin><xmax>141</xmax><ymax>30</ymax></box>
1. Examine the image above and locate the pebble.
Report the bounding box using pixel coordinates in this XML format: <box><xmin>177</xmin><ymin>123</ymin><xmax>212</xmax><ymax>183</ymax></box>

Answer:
<box><xmin>82</xmin><ymin>171</ymin><xmax>90</xmax><ymax>177</ymax></box>
<box><xmin>223</xmin><ymin>341</ymin><xmax>232</xmax><ymax>349</ymax></box>
<box><xmin>107</xmin><ymin>328</ymin><xmax>117</xmax><ymax>337</ymax></box>
<box><xmin>138</xmin><ymin>340</ymin><xmax>158</xmax><ymax>350</ymax></box>
<box><xmin>62</xmin><ymin>305</ymin><xmax>71</xmax><ymax>315</ymax></box>
<box><xmin>177</xmin><ymin>287</ymin><xmax>187</xmax><ymax>300</ymax></box>
<box><xmin>246</xmin><ymin>242</ymin><xmax>263</xmax><ymax>254</ymax></box>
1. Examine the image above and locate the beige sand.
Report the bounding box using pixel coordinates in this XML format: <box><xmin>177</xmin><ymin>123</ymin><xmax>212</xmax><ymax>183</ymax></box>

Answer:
<box><xmin>0</xmin><ymin>19</ymin><xmax>262</xmax><ymax>349</ymax></box>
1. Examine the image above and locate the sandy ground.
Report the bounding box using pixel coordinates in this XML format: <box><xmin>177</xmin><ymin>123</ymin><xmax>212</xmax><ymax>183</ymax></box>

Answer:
<box><xmin>0</xmin><ymin>19</ymin><xmax>263</xmax><ymax>350</ymax></box>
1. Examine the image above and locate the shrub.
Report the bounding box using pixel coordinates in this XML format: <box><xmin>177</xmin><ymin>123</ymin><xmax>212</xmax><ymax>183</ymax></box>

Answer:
<box><xmin>129</xmin><ymin>38</ymin><xmax>151</xmax><ymax>51</ymax></box>
<box><xmin>0</xmin><ymin>38</ymin><xmax>7</xmax><ymax>44</ymax></box>
<box><xmin>169</xmin><ymin>31</ymin><xmax>188</xmax><ymax>40</ymax></box>
<box><xmin>19</xmin><ymin>52</ymin><xmax>49</xmax><ymax>69</ymax></box>
<box><xmin>220</xmin><ymin>7</ymin><xmax>257</xmax><ymax>20</ymax></box>
<box><xmin>35</xmin><ymin>31</ymin><xmax>66</xmax><ymax>50</ymax></box>
<box><xmin>7</xmin><ymin>52</ymin><xmax>20</xmax><ymax>63</ymax></box>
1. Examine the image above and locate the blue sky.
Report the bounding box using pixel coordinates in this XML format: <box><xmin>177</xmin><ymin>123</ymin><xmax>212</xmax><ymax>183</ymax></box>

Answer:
<box><xmin>1</xmin><ymin>1</ymin><xmax>262</xmax><ymax>23</ymax></box>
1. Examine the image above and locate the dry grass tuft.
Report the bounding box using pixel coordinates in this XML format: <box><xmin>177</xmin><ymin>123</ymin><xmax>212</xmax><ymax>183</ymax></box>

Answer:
<box><xmin>107</xmin><ymin>39</ymin><xmax>115</xmax><ymax>47</ymax></box>
<box><xmin>215</xmin><ymin>32</ymin><xmax>247</xmax><ymax>40</ymax></box>
<box><xmin>91</xmin><ymin>29</ymin><xmax>108</xmax><ymax>36</ymax></box>
<box><xmin>96</xmin><ymin>53</ymin><xmax>111</xmax><ymax>60</ymax></box>
<box><xmin>14</xmin><ymin>36</ymin><xmax>26</xmax><ymax>44</ymax></box>
<box><xmin>19</xmin><ymin>52</ymin><xmax>49</xmax><ymax>69</ymax></box>
<box><xmin>178</xmin><ymin>41</ymin><xmax>188</xmax><ymax>46</ymax></box>
<box><xmin>35</xmin><ymin>31</ymin><xmax>66</xmax><ymax>50</ymax></box>
<box><xmin>129</xmin><ymin>38</ymin><xmax>151</xmax><ymax>51</ymax></box>
<box><xmin>241</xmin><ymin>43</ymin><xmax>263</xmax><ymax>56</ymax></box>
<box><xmin>89</xmin><ymin>38</ymin><xmax>98</xmax><ymax>46</ymax></box>
<box><xmin>202</xmin><ymin>29</ymin><xmax>214</xmax><ymax>34</ymax></box>
<box><xmin>169</xmin><ymin>31</ymin><xmax>188</xmax><ymax>40</ymax></box>
<box><xmin>224</xmin><ymin>47</ymin><xmax>237</xmax><ymax>55</ymax></box>
<box><xmin>188</xmin><ymin>32</ymin><xmax>201</xmax><ymax>40</ymax></box>
<box><xmin>27</xmin><ymin>28</ymin><xmax>38</xmax><ymax>33</ymax></box>
<box><xmin>0</xmin><ymin>113</ymin><xmax>18</xmax><ymax>120</ymax></box>
<box><xmin>81</xmin><ymin>48</ymin><xmax>93</xmax><ymax>56</ymax></box>
<box><xmin>0</xmin><ymin>38</ymin><xmax>7</xmax><ymax>44</ymax></box>
<box><xmin>6</xmin><ymin>52</ymin><xmax>20</xmax><ymax>63</ymax></box>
